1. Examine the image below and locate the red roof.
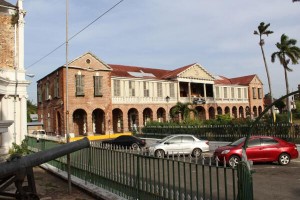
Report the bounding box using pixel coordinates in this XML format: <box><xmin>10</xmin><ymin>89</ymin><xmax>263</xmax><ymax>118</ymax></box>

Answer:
<box><xmin>109</xmin><ymin>64</ymin><xmax>170</xmax><ymax>79</ymax></box>
<box><xmin>214</xmin><ymin>76</ymin><xmax>232</xmax><ymax>84</ymax></box>
<box><xmin>161</xmin><ymin>63</ymin><xmax>196</xmax><ymax>79</ymax></box>
<box><xmin>109</xmin><ymin>63</ymin><xmax>257</xmax><ymax>86</ymax></box>
<box><xmin>230</xmin><ymin>74</ymin><xmax>257</xmax><ymax>85</ymax></box>
<box><xmin>109</xmin><ymin>63</ymin><xmax>199</xmax><ymax>80</ymax></box>
<box><xmin>214</xmin><ymin>74</ymin><xmax>257</xmax><ymax>85</ymax></box>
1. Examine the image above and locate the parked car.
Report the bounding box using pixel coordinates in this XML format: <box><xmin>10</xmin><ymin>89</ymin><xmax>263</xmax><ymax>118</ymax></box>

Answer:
<box><xmin>32</xmin><ymin>130</ymin><xmax>46</xmax><ymax>135</ymax></box>
<box><xmin>147</xmin><ymin>134</ymin><xmax>209</xmax><ymax>158</ymax></box>
<box><xmin>213</xmin><ymin>136</ymin><xmax>299</xmax><ymax>167</ymax></box>
<box><xmin>101</xmin><ymin>135</ymin><xmax>146</xmax><ymax>149</ymax></box>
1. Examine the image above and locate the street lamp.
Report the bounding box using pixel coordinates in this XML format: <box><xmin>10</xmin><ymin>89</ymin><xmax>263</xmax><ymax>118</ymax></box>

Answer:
<box><xmin>26</xmin><ymin>73</ymin><xmax>35</xmax><ymax>78</ymax></box>
<box><xmin>165</xmin><ymin>96</ymin><xmax>170</xmax><ymax>122</ymax></box>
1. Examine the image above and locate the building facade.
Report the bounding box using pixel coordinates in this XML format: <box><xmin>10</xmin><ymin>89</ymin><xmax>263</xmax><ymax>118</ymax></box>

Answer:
<box><xmin>0</xmin><ymin>0</ymin><xmax>29</xmax><ymax>153</ymax></box>
<box><xmin>37</xmin><ymin>52</ymin><xmax>264</xmax><ymax>137</ymax></box>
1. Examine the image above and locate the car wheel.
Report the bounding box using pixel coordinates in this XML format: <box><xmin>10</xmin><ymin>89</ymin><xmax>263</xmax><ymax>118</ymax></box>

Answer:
<box><xmin>228</xmin><ymin>155</ymin><xmax>240</xmax><ymax>168</ymax></box>
<box><xmin>192</xmin><ymin>148</ymin><xmax>202</xmax><ymax>157</ymax></box>
<box><xmin>131</xmin><ymin>143</ymin><xmax>139</xmax><ymax>150</ymax></box>
<box><xmin>278</xmin><ymin>153</ymin><xmax>290</xmax><ymax>165</ymax></box>
<box><xmin>155</xmin><ymin>149</ymin><xmax>165</xmax><ymax>158</ymax></box>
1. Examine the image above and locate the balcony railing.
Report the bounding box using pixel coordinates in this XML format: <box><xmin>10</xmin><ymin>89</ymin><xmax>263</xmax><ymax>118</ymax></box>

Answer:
<box><xmin>112</xmin><ymin>96</ymin><xmax>249</xmax><ymax>104</ymax></box>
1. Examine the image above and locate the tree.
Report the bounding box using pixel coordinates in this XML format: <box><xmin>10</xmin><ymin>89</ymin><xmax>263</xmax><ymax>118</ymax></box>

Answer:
<box><xmin>274</xmin><ymin>99</ymin><xmax>286</xmax><ymax>114</ymax></box>
<box><xmin>271</xmin><ymin>34</ymin><xmax>300</xmax><ymax>122</ymax></box>
<box><xmin>254</xmin><ymin>22</ymin><xmax>274</xmax><ymax>121</ymax></box>
<box><xmin>27</xmin><ymin>100</ymin><xmax>37</xmax><ymax>122</ymax></box>
<box><xmin>170</xmin><ymin>102</ymin><xmax>197</xmax><ymax>122</ymax></box>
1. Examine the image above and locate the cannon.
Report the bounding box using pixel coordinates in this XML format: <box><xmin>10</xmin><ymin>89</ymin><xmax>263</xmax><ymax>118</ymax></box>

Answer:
<box><xmin>0</xmin><ymin>137</ymin><xmax>90</xmax><ymax>200</ymax></box>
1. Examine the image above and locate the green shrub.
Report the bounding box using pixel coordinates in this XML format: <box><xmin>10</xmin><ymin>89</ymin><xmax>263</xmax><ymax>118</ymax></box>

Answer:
<box><xmin>8</xmin><ymin>138</ymin><xmax>30</xmax><ymax>159</ymax></box>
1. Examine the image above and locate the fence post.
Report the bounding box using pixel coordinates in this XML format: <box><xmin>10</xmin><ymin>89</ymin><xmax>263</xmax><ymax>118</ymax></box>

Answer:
<box><xmin>136</xmin><ymin>154</ymin><xmax>140</xmax><ymax>199</ymax></box>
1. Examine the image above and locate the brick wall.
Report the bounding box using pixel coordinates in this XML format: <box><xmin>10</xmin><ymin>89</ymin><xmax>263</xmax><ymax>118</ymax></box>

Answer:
<box><xmin>0</xmin><ymin>15</ymin><xmax>14</xmax><ymax>68</ymax></box>
<box><xmin>38</xmin><ymin>64</ymin><xmax>113</xmax><ymax>136</ymax></box>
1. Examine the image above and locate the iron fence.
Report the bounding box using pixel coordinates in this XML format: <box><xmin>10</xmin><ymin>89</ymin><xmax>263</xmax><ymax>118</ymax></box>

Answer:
<box><xmin>27</xmin><ymin>137</ymin><xmax>239</xmax><ymax>200</ymax></box>
<box><xmin>141</xmin><ymin>123</ymin><xmax>300</xmax><ymax>143</ymax></box>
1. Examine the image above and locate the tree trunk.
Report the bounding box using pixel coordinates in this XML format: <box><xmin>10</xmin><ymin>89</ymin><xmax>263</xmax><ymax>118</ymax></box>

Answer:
<box><xmin>260</xmin><ymin>44</ymin><xmax>274</xmax><ymax>121</ymax></box>
<box><xmin>283</xmin><ymin>66</ymin><xmax>291</xmax><ymax>123</ymax></box>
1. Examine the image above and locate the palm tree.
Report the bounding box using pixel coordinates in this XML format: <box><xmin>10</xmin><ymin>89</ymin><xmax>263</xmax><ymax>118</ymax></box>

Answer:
<box><xmin>254</xmin><ymin>22</ymin><xmax>274</xmax><ymax>121</ymax></box>
<box><xmin>170</xmin><ymin>102</ymin><xmax>197</xmax><ymax>122</ymax></box>
<box><xmin>271</xmin><ymin>34</ymin><xmax>300</xmax><ymax>123</ymax></box>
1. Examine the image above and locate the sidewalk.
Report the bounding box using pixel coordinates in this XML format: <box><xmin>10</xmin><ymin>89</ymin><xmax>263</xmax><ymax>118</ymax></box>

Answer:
<box><xmin>1</xmin><ymin>166</ymin><xmax>98</xmax><ymax>200</ymax></box>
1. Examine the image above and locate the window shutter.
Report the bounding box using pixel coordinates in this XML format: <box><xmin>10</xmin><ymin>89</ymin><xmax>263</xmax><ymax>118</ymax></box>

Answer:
<box><xmin>157</xmin><ymin>83</ymin><xmax>162</xmax><ymax>97</ymax></box>
<box><xmin>94</xmin><ymin>76</ymin><xmax>103</xmax><ymax>96</ymax></box>
<box><xmin>169</xmin><ymin>83</ymin><xmax>175</xmax><ymax>98</ymax></box>
<box><xmin>38</xmin><ymin>87</ymin><xmax>42</xmax><ymax>103</ymax></box>
<box><xmin>114</xmin><ymin>80</ymin><xmax>120</xmax><ymax>96</ymax></box>
<box><xmin>76</xmin><ymin>75</ymin><xmax>85</xmax><ymax>96</ymax></box>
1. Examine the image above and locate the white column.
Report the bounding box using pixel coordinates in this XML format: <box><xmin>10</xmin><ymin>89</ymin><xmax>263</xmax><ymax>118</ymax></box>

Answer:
<box><xmin>188</xmin><ymin>82</ymin><xmax>191</xmax><ymax>102</ymax></box>
<box><xmin>19</xmin><ymin>95</ymin><xmax>27</xmax><ymax>142</ymax></box>
<box><xmin>2</xmin><ymin>96</ymin><xmax>13</xmax><ymax>153</ymax></box>
<box><xmin>177</xmin><ymin>81</ymin><xmax>180</xmax><ymax>101</ymax></box>
<box><xmin>17</xmin><ymin>0</ymin><xmax>25</xmax><ymax>70</ymax></box>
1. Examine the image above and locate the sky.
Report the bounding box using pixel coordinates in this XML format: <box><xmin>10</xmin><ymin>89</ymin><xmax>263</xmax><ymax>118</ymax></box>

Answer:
<box><xmin>8</xmin><ymin>0</ymin><xmax>300</xmax><ymax>103</ymax></box>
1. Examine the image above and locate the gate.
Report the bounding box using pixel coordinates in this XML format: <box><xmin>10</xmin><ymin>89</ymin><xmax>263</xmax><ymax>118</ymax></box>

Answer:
<box><xmin>237</xmin><ymin>161</ymin><xmax>254</xmax><ymax>200</ymax></box>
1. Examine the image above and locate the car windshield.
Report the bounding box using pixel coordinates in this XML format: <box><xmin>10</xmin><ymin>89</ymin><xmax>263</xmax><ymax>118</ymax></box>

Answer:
<box><xmin>228</xmin><ymin>137</ymin><xmax>246</xmax><ymax>146</ymax></box>
<box><xmin>158</xmin><ymin>135</ymin><xmax>174</xmax><ymax>143</ymax></box>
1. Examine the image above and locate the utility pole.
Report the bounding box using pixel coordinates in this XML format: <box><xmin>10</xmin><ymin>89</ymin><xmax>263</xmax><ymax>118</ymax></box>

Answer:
<box><xmin>66</xmin><ymin>0</ymin><xmax>71</xmax><ymax>194</ymax></box>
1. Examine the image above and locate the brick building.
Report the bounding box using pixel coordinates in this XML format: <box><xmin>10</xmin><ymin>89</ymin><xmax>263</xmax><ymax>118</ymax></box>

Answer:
<box><xmin>0</xmin><ymin>0</ymin><xmax>29</xmax><ymax>153</ymax></box>
<box><xmin>37</xmin><ymin>52</ymin><xmax>264</xmax><ymax>136</ymax></box>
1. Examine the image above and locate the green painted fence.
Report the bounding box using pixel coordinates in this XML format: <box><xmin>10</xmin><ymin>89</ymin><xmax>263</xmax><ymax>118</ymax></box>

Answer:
<box><xmin>26</xmin><ymin>137</ymin><xmax>246</xmax><ymax>200</ymax></box>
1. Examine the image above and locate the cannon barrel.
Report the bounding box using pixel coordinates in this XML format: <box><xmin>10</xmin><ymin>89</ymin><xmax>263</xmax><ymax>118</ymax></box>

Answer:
<box><xmin>0</xmin><ymin>137</ymin><xmax>90</xmax><ymax>178</ymax></box>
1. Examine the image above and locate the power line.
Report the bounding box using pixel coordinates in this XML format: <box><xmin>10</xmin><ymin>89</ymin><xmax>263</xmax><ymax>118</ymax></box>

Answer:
<box><xmin>26</xmin><ymin>0</ymin><xmax>125</xmax><ymax>69</ymax></box>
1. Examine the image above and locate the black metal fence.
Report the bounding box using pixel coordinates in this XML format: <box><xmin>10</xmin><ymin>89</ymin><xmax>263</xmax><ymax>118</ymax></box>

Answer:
<box><xmin>141</xmin><ymin>123</ymin><xmax>300</xmax><ymax>143</ymax></box>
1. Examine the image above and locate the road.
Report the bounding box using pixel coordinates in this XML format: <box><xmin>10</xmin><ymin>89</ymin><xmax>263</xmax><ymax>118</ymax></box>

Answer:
<box><xmin>251</xmin><ymin>158</ymin><xmax>300</xmax><ymax>200</ymax></box>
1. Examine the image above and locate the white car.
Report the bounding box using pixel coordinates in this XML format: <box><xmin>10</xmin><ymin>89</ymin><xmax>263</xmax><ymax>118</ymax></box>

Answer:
<box><xmin>147</xmin><ymin>134</ymin><xmax>209</xmax><ymax>158</ymax></box>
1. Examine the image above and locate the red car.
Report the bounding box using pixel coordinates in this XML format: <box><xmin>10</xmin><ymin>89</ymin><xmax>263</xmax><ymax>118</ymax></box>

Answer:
<box><xmin>213</xmin><ymin>136</ymin><xmax>299</xmax><ymax>167</ymax></box>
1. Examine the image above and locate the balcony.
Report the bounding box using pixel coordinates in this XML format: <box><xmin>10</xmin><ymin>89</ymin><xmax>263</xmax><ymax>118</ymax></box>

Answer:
<box><xmin>112</xmin><ymin>96</ymin><xmax>176</xmax><ymax>104</ymax></box>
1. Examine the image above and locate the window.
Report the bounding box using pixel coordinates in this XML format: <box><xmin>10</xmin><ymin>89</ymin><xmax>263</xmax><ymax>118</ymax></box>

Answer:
<box><xmin>54</xmin><ymin>77</ymin><xmax>59</xmax><ymax>98</ymax></box>
<box><xmin>247</xmin><ymin>138</ymin><xmax>261</xmax><ymax>147</ymax></box>
<box><xmin>157</xmin><ymin>83</ymin><xmax>163</xmax><ymax>97</ymax></box>
<box><xmin>45</xmin><ymin>82</ymin><xmax>49</xmax><ymax>100</ymax></box>
<box><xmin>252</xmin><ymin>87</ymin><xmax>257</xmax><ymax>99</ymax></box>
<box><xmin>37</xmin><ymin>86</ymin><xmax>42</xmax><ymax>103</ymax></box>
<box><xmin>94</xmin><ymin>76</ymin><xmax>103</xmax><ymax>96</ymax></box>
<box><xmin>182</xmin><ymin>136</ymin><xmax>195</xmax><ymax>143</ymax></box>
<box><xmin>261</xmin><ymin>138</ymin><xmax>279</xmax><ymax>146</ymax></box>
<box><xmin>168</xmin><ymin>136</ymin><xmax>181</xmax><ymax>144</ymax></box>
<box><xmin>238</xmin><ymin>88</ymin><xmax>241</xmax><ymax>99</ymax></box>
<box><xmin>129</xmin><ymin>81</ymin><xmax>135</xmax><ymax>96</ymax></box>
<box><xmin>113</xmin><ymin>80</ymin><xmax>121</xmax><ymax>96</ymax></box>
<box><xmin>169</xmin><ymin>83</ymin><xmax>175</xmax><ymax>98</ymax></box>
<box><xmin>224</xmin><ymin>87</ymin><xmax>228</xmax><ymax>98</ymax></box>
<box><xmin>75</xmin><ymin>74</ymin><xmax>85</xmax><ymax>96</ymax></box>
<box><xmin>258</xmin><ymin>88</ymin><xmax>263</xmax><ymax>99</ymax></box>
<box><xmin>231</xmin><ymin>88</ymin><xmax>235</xmax><ymax>99</ymax></box>
<box><xmin>244</xmin><ymin>88</ymin><xmax>248</xmax><ymax>99</ymax></box>
<box><xmin>143</xmin><ymin>82</ymin><xmax>149</xmax><ymax>97</ymax></box>
<box><xmin>216</xmin><ymin>87</ymin><xmax>220</xmax><ymax>98</ymax></box>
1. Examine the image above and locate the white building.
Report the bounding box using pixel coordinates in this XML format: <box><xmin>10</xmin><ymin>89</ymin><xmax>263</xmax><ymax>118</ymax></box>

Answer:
<box><xmin>0</xmin><ymin>0</ymin><xmax>29</xmax><ymax>154</ymax></box>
